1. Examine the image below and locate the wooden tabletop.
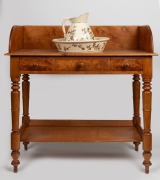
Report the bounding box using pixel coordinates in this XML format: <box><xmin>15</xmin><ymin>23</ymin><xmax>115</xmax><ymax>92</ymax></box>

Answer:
<box><xmin>5</xmin><ymin>49</ymin><xmax>158</xmax><ymax>57</ymax></box>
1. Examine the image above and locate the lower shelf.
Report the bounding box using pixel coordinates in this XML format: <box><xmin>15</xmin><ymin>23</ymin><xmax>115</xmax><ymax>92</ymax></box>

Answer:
<box><xmin>20</xmin><ymin>120</ymin><xmax>142</xmax><ymax>142</ymax></box>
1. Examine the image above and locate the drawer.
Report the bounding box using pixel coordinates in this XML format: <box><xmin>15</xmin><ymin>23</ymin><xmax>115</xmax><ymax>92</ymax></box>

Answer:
<box><xmin>20</xmin><ymin>57</ymin><xmax>143</xmax><ymax>73</ymax></box>
<box><xmin>110</xmin><ymin>58</ymin><xmax>143</xmax><ymax>71</ymax></box>
<box><xmin>56</xmin><ymin>58</ymin><xmax>110</xmax><ymax>71</ymax></box>
<box><xmin>20</xmin><ymin>57</ymin><xmax>110</xmax><ymax>72</ymax></box>
<box><xmin>20</xmin><ymin>57</ymin><xmax>57</xmax><ymax>71</ymax></box>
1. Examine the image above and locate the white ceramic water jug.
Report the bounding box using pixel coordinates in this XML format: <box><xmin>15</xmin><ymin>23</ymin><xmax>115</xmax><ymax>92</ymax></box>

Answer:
<box><xmin>62</xmin><ymin>13</ymin><xmax>94</xmax><ymax>41</ymax></box>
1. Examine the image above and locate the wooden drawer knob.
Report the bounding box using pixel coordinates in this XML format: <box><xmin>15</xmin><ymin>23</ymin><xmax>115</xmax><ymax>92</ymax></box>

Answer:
<box><xmin>124</xmin><ymin>63</ymin><xmax>130</xmax><ymax>69</ymax></box>
<box><xmin>79</xmin><ymin>62</ymin><xmax>84</xmax><ymax>67</ymax></box>
<box><xmin>76</xmin><ymin>62</ymin><xmax>84</xmax><ymax>70</ymax></box>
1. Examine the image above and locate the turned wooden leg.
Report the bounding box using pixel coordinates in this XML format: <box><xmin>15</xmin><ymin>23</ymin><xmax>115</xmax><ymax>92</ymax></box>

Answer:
<box><xmin>142</xmin><ymin>77</ymin><xmax>152</xmax><ymax>174</ymax></box>
<box><xmin>11</xmin><ymin>77</ymin><xmax>20</xmax><ymax>173</ymax></box>
<box><xmin>132</xmin><ymin>74</ymin><xmax>141</xmax><ymax>151</ymax></box>
<box><xmin>22</xmin><ymin>74</ymin><xmax>30</xmax><ymax>150</ymax></box>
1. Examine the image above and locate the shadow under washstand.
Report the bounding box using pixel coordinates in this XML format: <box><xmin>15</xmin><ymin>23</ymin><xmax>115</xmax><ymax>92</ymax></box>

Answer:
<box><xmin>21</xmin><ymin>142</ymin><xmax>138</xmax><ymax>160</ymax></box>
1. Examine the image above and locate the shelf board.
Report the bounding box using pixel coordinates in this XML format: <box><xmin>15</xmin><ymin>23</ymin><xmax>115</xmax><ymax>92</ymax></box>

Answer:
<box><xmin>20</xmin><ymin>120</ymin><xmax>142</xmax><ymax>142</ymax></box>
<box><xmin>5</xmin><ymin>48</ymin><xmax>158</xmax><ymax>56</ymax></box>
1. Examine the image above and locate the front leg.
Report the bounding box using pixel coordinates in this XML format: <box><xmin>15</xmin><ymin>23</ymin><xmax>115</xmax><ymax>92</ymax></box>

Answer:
<box><xmin>142</xmin><ymin>76</ymin><xmax>152</xmax><ymax>174</ymax></box>
<box><xmin>11</xmin><ymin>77</ymin><xmax>20</xmax><ymax>173</ymax></box>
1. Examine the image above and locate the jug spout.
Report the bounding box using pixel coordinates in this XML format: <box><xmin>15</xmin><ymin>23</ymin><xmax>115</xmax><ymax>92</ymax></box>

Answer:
<box><xmin>70</xmin><ymin>13</ymin><xmax>89</xmax><ymax>23</ymax></box>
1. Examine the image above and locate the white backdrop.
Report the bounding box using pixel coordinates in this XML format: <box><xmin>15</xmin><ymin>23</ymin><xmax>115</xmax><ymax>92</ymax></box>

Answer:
<box><xmin>0</xmin><ymin>0</ymin><xmax>160</xmax><ymax>179</ymax></box>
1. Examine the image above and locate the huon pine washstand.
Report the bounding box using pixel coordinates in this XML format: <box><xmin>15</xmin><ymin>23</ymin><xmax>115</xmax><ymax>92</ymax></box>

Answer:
<box><xmin>5</xmin><ymin>25</ymin><xmax>157</xmax><ymax>173</ymax></box>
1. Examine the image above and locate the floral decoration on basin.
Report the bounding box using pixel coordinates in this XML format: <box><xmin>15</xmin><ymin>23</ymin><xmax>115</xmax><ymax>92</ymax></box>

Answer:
<box><xmin>53</xmin><ymin>37</ymin><xmax>110</xmax><ymax>52</ymax></box>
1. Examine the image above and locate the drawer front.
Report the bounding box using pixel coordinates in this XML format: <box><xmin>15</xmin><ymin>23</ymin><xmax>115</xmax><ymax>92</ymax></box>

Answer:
<box><xmin>20</xmin><ymin>57</ymin><xmax>57</xmax><ymax>71</ymax></box>
<box><xmin>20</xmin><ymin>57</ymin><xmax>143</xmax><ymax>73</ymax></box>
<box><xmin>56</xmin><ymin>58</ymin><xmax>110</xmax><ymax>71</ymax></box>
<box><xmin>20</xmin><ymin>57</ymin><xmax>110</xmax><ymax>72</ymax></box>
<box><xmin>110</xmin><ymin>58</ymin><xmax>143</xmax><ymax>71</ymax></box>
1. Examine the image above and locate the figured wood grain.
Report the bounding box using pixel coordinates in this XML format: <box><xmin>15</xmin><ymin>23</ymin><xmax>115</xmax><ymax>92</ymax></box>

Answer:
<box><xmin>7</xmin><ymin>25</ymin><xmax>157</xmax><ymax>55</ymax></box>
<box><xmin>22</xmin><ymin>26</ymin><xmax>140</xmax><ymax>50</ymax></box>
<box><xmin>19</xmin><ymin>56</ymin><xmax>144</xmax><ymax>74</ymax></box>
<box><xmin>19</xmin><ymin>57</ymin><xmax>57</xmax><ymax>71</ymax></box>
<box><xmin>23</xmin><ymin>26</ymin><xmax>64</xmax><ymax>49</ymax></box>
<box><xmin>110</xmin><ymin>58</ymin><xmax>143</xmax><ymax>71</ymax></box>
<box><xmin>56</xmin><ymin>59</ymin><xmax>110</xmax><ymax>71</ymax></box>
<box><xmin>19</xmin><ymin>57</ymin><xmax>110</xmax><ymax>71</ymax></box>
<box><xmin>92</xmin><ymin>26</ymin><xmax>139</xmax><ymax>50</ymax></box>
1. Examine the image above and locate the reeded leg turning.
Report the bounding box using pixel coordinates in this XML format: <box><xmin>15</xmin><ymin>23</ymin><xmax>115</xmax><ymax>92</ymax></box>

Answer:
<box><xmin>22</xmin><ymin>74</ymin><xmax>30</xmax><ymax>150</ymax></box>
<box><xmin>142</xmin><ymin>77</ymin><xmax>152</xmax><ymax>174</ymax></box>
<box><xmin>11</xmin><ymin>77</ymin><xmax>20</xmax><ymax>173</ymax></box>
<box><xmin>132</xmin><ymin>74</ymin><xmax>141</xmax><ymax>151</ymax></box>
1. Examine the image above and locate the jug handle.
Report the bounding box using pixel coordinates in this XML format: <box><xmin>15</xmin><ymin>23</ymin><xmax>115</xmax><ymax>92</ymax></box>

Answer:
<box><xmin>62</xmin><ymin>17</ymin><xmax>70</xmax><ymax>39</ymax></box>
